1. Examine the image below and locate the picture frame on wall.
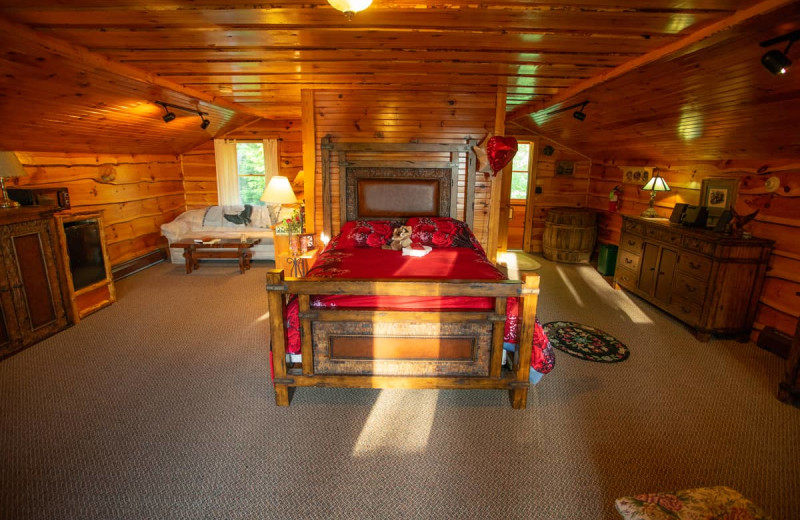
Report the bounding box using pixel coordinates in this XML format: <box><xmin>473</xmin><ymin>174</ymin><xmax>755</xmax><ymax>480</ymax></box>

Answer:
<box><xmin>555</xmin><ymin>160</ymin><xmax>575</xmax><ymax>176</ymax></box>
<box><xmin>700</xmin><ymin>178</ymin><xmax>738</xmax><ymax>210</ymax></box>
<box><xmin>621</xmin><ymin>166</ymin><xmax>653</xmax><ymax>185</ymax></box>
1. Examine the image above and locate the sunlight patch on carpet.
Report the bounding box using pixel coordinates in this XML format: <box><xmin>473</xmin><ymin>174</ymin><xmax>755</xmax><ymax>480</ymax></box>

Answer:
<box><xmin>555</xmin><ymin>265</ymin><xmax>584</xmax><ymax>307</ymax></box>
<box><xmin>574</xmin><ymin>265</ymin><xmax>654</xmax><ymax>325</ymax></box>
<box><xmin>352</xmin><ymin>390</ymin><xmax>437</xmax><ymax>456</ymax></box>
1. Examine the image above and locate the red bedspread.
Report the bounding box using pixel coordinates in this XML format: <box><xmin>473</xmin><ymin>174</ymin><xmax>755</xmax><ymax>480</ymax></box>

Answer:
<box><xmin>284</xmin><ymin>245</ymin><xmax>555</xmax><ymax>375</ymax></box>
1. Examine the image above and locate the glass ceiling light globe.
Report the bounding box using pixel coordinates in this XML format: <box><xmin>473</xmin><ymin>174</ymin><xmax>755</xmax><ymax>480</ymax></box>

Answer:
<box><xmin>327</xmin><ymin>0</ymin><xmax>372</xmax><ymax>19</ymax></box>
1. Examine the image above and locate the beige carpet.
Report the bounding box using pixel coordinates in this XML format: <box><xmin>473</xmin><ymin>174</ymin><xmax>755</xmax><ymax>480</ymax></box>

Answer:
<box><xmin>0</xmin><ymin>259</ymin><xmax>797</xmax><ymax>519</ymax></box>
<box><xmin>498</xmin><ymin>250</ymin><xmax>542</xmax><ymax>280</ymax></box>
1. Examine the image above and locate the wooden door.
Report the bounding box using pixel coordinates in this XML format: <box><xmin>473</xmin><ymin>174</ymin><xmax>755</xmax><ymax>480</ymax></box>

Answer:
<box><xmin>506</xmin><ymin>141</ymin><xmax>534</xmax><ymax>251</ymax></box>
<box><xmin>654</xmin><ymin>247</ymin><xmax>678</xmax><ymax>304</ymax></box>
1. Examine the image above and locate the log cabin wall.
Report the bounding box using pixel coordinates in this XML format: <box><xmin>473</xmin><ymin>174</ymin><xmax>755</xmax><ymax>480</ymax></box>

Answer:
<box><xmin>505</xmin><ymin>133</ymin><xmax>591</xmax><ymax>253</ymax></box>
<box><xmin>12</xmin><ymin>152</ymin><xmax>184</xmax><ymax>267</ymax></box>
<box><xmin>309</xmin><ymin>90</ymin><xmax>496</xmax><ymax>245</ymax></box>
<box><xmin>589</xmin><ymin>160</ymin><xmax>800</xmax><ymax>341</ymax></box>
<box><xmin>181</xmin><ymin>120</ymin><xmax>303</xmax><ymax>211</ymax></box>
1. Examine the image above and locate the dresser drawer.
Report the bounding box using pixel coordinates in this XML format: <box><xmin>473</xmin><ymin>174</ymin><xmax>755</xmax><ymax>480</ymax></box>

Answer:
<box><xmin>656</xmin><ymin>228</ymin><xmax>683</xmax><ymax>247</ymax></box>
<box><xmin>618</xmin><ymin>249</ymin><xmax>641</xmax><ymax>272</ymax></box>
<box><xmin>620</xmin><ymin>233</ymin><xmax>643</xmax><ymax>253</ymax></box>
<box><xmin>672</xmin><ymin>274</ymin><xmax>708</xmax><ymax>303</ymax></box>
<box><xmin>677</xmin><ymin>251</ymin><xmax>712</xmax><ymax>279</ymax></box>
<box><xmin>669</xmin><ymin>296</ymin><xmax>703</xmax><ymax>327</ymax></box>
<box><xmin>614</xmin><ymin>266</ymin><xmax>638</xmax><ymax>290</ymax></box>
<box><xmin>623</xmin><ymin>218</ymin><xmax>644</xmax><ymax>235</ymax></box>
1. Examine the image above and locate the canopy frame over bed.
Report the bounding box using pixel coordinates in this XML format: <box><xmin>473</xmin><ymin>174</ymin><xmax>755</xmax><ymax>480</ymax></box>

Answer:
<box><xmin>267</xmin><ymin>137</ymin><xmax>541</xmax><ymax>409</ymax></box>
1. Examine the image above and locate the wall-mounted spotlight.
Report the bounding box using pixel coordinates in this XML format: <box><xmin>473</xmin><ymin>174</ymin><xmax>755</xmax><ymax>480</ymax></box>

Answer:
<box><xmin>156</xmin><ymin>102</ymin><xmax>176</xmax><ymax>123</ymax></box>
<box><xmin>760</xmin><ymin>30</ymin><xmax>799</xmax><ymax>75</ymax></box>
<box><xmin>573</xmin><ymin>102</ymin><xmax>588</xmax><ymax>121</ymax></box>
<box><xmin>155</xmin><ymin>101</ymin><xmax>210</xmax><ymax>128</ymax></box>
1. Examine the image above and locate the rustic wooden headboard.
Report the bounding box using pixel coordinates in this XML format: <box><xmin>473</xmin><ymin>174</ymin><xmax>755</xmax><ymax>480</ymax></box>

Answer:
<box><xmin>320</xmin><ymin>137</ymin><xmax>478</xmax><ymax>237</ymax></box>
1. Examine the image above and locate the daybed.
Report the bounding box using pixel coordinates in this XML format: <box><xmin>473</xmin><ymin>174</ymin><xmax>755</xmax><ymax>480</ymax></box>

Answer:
<box><xmin>266</xmin><ymin>139</ymin><xmax>552</xmax><ymax>409</ymax></box>
<box><xmin>161</xmin><ymin>205</ymin><xmax>276</xmax><ymax>263</ymax></box>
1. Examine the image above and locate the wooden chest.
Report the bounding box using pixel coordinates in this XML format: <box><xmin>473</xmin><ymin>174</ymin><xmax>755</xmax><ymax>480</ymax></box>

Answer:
<box><xmin>614</xmin><ymin>216</ymin><xmax>773</xmax><ymax>341</ymax></box>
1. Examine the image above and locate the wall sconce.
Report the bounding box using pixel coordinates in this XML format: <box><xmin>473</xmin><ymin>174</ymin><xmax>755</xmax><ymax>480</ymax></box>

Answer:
<box><xmin>327</xmin><ymin>0</ymin><xmax>372</xmax><ymax>20</ymax></box>
<box><xmin>760</xmin><ymin>30</ymin><xmax>799</xmax><ymax>75</ymax></box>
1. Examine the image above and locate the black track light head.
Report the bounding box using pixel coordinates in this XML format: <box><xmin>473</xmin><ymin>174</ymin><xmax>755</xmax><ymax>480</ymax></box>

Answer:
<box><xmin>761</xmin><ymin>48</ymin><xmax>792</xmax><ymax>75</ymax></box>
<box><xmin>200</xmin><ymin>117</ymin><xmax>211</xmax><ymax>130</ymax></box>
<box><xmin>162</xmin><ymin>111</ymin><xmax>176</xmax><ymax>123</ymax></box>
<box><xmin>573</xmin><ymin>102</ymin><xmax>588</xmax><ymax>121</ymax></box>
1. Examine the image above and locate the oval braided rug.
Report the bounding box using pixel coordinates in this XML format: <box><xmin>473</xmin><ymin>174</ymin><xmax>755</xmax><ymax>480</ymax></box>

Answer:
<box><xmin>543</xmin><ymin>321</ymin><xmax>630</xmax><ymax>363</ymax></box>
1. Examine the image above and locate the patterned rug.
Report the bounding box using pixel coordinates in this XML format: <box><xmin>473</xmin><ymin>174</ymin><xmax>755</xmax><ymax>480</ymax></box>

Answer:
<box><xmin>543</xmin><ymin>321</ymin><xmax>630</xmax><ymax>363</ymax></box>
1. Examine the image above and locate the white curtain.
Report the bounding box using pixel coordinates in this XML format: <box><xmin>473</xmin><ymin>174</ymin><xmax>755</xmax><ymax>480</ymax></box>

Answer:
<box><xmin>214</xmin><ymin>139</ymin><xmax>239</xmax><ymax>206</ymax></box>
<box><xmin>263</xmin><ymin>138</ymin><xmax>280</xmax><ymax>184</ymax></box>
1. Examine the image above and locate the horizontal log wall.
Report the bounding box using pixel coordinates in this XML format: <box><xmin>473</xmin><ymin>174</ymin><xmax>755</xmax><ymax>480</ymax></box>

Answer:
<box><xmin>588</xmin><ymin>160</ymin><xmax>800</xmax><ymax>341</ymax></box>
<box><xmin>182</xmin><ymin>120</ymin><xmax>303</xmax><ymax>211</ymax></box>
<box><xmin>13</xmin><ymin>152</ymin><xmax>185</xmax><ymax>267</ymax></box>
<box><xmin>310</xmin><ymin>90</ymin><xmax>496</xmax><ymax>246</ymax></box>
<box><xmin>506</xmin><ymin>133</ymin><xmax>591</xmax><ymax>253</ymax></box>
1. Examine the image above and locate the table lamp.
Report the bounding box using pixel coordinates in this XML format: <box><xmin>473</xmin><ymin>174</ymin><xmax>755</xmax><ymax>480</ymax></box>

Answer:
<box><xmin>0</xmin><ymin>151</ymin><xmax>28</xmax><ymax>209</ymax></box>
<box><xmin>260</xmin><ymin>175</ymin><xmax>298</xmax><ymax>227</ymax></box>
<box><xmin>640</xmin><ymin>171</ymin><xmax>670</xmax><ymax>218</ymax></box>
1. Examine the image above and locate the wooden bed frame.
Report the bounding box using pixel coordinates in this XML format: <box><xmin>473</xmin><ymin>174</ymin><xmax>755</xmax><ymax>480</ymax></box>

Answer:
<box><xmin>266</xmin><ymin>139</ymin><xmax>541</xmax><ymax>409</ymax></box>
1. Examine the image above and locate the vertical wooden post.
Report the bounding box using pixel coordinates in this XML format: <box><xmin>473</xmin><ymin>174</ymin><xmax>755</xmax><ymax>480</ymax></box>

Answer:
<box><xmin>465</xmin><ymin>139</ymin><xmax>478</xmax><ymax>229</ymax></box>
<box><xmin>298</xmin><ymin>294</ymin><xmax>314</xmax><ymax>376</ymax></box>
<box><xmin>267</xmin><ymin>270</ymin><xmax>290</xmax><ymax>406</ymax></box>
<box><xmin>301</xmin><ymin>89</ymin><xmax>316</xmax><ymax>233</ymax></box>
<box><xmin>487</xmin><ymin>85</ymin><xmax>507</xmax><ymax>263</ymax></box>
<box><xmin>510</xmin><ymin>273</ymin><xmax>539</xmax><ymax>409</ymax></box>
<box><xmin>489</xmin><ymin>297</ymin><xmax>507</xmax><ymax>378</ymax></box>
<box><xmin>321</xmin><ymin>136</ymin><xmax>332</xmax><ymax>240</ymax></box>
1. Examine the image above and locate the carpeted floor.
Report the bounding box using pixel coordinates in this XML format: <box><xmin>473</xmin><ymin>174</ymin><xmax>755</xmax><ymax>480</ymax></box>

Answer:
<box><xmin>1</xmin><ymin>258</ymin><xmax>798</xmax><ymax>519</ymax></box>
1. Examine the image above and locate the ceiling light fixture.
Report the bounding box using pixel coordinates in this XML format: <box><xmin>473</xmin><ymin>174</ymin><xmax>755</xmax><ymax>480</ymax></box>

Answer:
<box><xmin>327</xmin><ymin>0</ymin><xmax>372</xmax><ymax>20</ymax></box>
<box><xmin>155</xmin><ymin>101</ymin><xmax>210</xmax><ymax>128</ymax></box>
<box><xmin>760</xmin><ymin>30</ymin><xmax>799</xmax><ymax>75</ymax></box>
<box><xmin>156</xmin><ymin>101</ymin><xmax>176</xmax><ymax>123</ymax></box>
<box><xmin>573</xmin><ymin>102</ymin><xmax>588</xmax><ymax>121</ymax></box>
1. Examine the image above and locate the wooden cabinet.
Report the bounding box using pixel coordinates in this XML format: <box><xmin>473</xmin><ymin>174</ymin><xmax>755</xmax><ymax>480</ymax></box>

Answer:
<box><xmin>614</xmin><ymin>216</ymin><xmax>773</xmax><ymax>341</ymax></box>
<box><xmin>0</xmin><ymin>207</ymin><xmax>69</xmax><ymax>358</ymax></box>
<box><xmin>55</xmin><ymin>211</ymin><xmax>116</xmax><ymax>322</ymax></box>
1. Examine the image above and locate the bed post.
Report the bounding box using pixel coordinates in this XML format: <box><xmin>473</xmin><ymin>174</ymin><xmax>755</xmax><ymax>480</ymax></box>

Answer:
<box><xmin>510</xmin><ymin>273</ymin><xmax>540</xmax><ymax>409</ymax></box>
<box><xmin>267</xmin><ymin>269</ymin><xmax>291</xmax><ymax>406</ymax></box>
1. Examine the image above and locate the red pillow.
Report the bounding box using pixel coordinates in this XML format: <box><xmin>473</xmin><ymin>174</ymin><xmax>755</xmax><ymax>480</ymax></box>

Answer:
<box><xmin>406</xmin><ymin>217</ymin><xmax>484</xmax><ymax>254</ymax></box>
<box><xmin>331</xmin><ymin>220</ymin><xmax>396</xmax><ymax>249</ymax></box>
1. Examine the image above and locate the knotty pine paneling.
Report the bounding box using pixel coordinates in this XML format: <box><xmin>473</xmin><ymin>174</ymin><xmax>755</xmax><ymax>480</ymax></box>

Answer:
<box><xmin>589</xmin><ymin>160</ymin><xmax>800</xmax><ymax>341</ymax></box>
<box><xmin>181</xmin><ymin>120</ymin><xmax>303</xmax><ymax>211</ymax></box>
<box><xmin>505</xmin><ymin>133</ymin><xmax>591</xmax><ymax>253</ymax></box>
<box><xmin>12</xmin><ymin>152</ymin><xmax>185</xmax><ymax>267</ymax></box>
<box><xmin>310</xmin><ymin>90</ymin><xmax>495</xmax><ymax>246</ymax></box>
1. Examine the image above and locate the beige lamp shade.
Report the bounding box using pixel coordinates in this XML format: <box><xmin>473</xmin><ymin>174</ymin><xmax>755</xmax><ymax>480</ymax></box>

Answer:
<box><xmin>642</xmin><ymin>174</ymin><xmax>670</xmax><ymax>192</ymax></box>
<box><xmin>0</xmin><ymin>151</ymin><xmax>28</xmax><ymax>179</ymax></box>
<box><xmin>260</xmin><ymin>176</ymin><xmax>298</xmax><ymax>204</ymax></box>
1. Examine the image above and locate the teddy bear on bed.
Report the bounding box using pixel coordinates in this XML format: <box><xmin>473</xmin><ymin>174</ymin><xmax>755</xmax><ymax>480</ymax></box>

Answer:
<box><xmin>384</xmin><ymin>225</ymin><xmax>413</xmax><ymax>251</ymax></box>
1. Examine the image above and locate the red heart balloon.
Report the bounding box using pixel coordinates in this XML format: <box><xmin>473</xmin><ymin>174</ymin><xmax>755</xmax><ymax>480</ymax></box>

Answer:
<box><xmin>486</xmin><ymin>136</ymin><xmax>518</xmax><ymax>175</ymax></box>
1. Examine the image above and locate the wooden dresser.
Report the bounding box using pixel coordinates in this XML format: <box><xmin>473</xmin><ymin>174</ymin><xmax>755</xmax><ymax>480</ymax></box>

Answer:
<box><xmin>614</xmin><ymin>216</ymin><xmax>773</xmax><ymax>341</ymax></box>
<box><xmin>0</xmin><ymin>207</ymin><xmax>70</xmax><ymax>358</ymax></box>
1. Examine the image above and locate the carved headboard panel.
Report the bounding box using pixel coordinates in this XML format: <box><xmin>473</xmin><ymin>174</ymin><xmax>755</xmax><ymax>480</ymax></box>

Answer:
<box><xmin>321</xmin><ymin>138</ymin><xmax>478</xmax><ymax>236</ymax></box>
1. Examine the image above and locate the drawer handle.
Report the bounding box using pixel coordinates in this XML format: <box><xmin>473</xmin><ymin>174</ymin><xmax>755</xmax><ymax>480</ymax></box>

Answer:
<box><xmin>686</xmin><ymin>285</ymin><xmax>696</xmax><ymax>293</ymax></box>
<box><xmin>627</xmin><ymin>240</ymin><xmax>636</xmax><ymax>246</ymax></box>
<box><xmin>681</xmin><ymin>306</ymin><xmax>692</xmax><ymax>313</ymax></box>
<box><xmin>625</xmin><ymin>258</ymin><xmax>633</xmax><ymax>264</ymax></box>
<box><xmin>689</xmin><ymin>261</ymin><xmax>701</xmax><ymax>270</ymax></box>
<box><xmin>649</xmin><ymin>267</ymin><xmax>655</xmax><ymax>271</ymax></box>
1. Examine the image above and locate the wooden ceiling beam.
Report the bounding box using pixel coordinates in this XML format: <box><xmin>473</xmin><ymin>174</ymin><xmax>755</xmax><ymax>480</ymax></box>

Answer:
<box><xmin>505</xmin><ymin>0</ymin><xmax>796</xmax><ymax>122</ymax></box>
<box><xmin>0</xmin><ymin>15</ymin><xmax>268</xmax><ymax>120</ymax></box>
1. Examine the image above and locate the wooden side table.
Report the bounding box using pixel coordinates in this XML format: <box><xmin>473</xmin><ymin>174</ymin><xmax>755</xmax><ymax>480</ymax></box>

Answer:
<box><xmin>171</xmin><ymin>238</ymin><xmax>261</xmax><ymax>274</ymax></box>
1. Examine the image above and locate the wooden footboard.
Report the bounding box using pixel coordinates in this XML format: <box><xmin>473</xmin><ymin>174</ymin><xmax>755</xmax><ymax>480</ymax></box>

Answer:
<box><xmin>266</xmin><ymin>270</ymin><xmax>540</xmax><ymax>409</ymax></box>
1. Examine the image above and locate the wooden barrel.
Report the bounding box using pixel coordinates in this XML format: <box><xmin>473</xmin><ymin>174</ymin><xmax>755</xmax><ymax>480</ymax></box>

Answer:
<box><xmin>542</xmin><ymin>208</ymin><xmax>597</xmax><ymax>263</ymax></box>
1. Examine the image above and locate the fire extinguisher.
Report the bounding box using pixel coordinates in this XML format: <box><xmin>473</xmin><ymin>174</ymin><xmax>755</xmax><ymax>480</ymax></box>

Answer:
<box><xmin>609</xmin><ymin>185</ymin><xmax>622</xmax><ymax>212</ymax></box>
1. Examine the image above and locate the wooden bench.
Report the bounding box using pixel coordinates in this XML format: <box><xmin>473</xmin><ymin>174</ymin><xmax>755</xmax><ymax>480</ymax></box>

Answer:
<box><xmin>172</xmin><ymin>238</ymin><xmax>261</xmax><ymax>274</ymax></box>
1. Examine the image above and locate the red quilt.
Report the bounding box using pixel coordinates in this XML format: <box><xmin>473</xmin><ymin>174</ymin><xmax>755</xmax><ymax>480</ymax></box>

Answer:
<box><xmin>283</xmin><ymin>244</ymin><xmax>555</xmax><ymax>375</ymax></box>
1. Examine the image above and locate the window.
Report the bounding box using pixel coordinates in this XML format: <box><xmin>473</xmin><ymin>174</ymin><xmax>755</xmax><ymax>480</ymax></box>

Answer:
<box><xmin>236</xmin><ymin>142</ymin><xmax>266</xmax><ymax>205</ymax></box>
<box><xmin>510</xmin><ymin>142</ymin><xmax>532</xmax><ymax>200</ymax></box>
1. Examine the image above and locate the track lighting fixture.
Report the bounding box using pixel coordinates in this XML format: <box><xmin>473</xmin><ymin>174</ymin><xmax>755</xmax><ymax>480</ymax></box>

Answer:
<box><xmin>156</xmin><ymin>102</ymin><xmax>176</xmax><ymax>123</ymax></box>
<box><xmin>154</xmin><ymin>101</ymin><xmax>210</xmax><ymax>128</ymax></box>
<box><xmin>760</xmin><ymin>30</ymin><xmax>799</xmax><ymax>75</ymax></box>
<box><xmin>573</xmin><ymin>102</ymin><xmax>588</xmax><ymax>121</ymax></box>
<box><xmin>198</xmin><ymin>111</ymin><xmax>211</xmax><ymax>130</ymax></box>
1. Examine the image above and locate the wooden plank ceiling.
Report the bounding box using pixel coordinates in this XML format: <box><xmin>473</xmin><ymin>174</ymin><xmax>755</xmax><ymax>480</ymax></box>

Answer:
<box><xmin>0</xmin><ymin>0</ymin><xmax>798</xmax><ymax>158</ymax></box>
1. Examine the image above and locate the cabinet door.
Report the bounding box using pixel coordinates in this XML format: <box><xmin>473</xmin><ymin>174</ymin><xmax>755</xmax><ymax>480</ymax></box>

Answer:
<box><xmin>654</xmin><ymin>247</ymin><xmax>678</xmax><ymax>304</ymax></box>
<box><xmin>6</xmin><ymin>219</ymin><xmax>67</xmax><ymax>344</ymax></box>
<box><xmin>638</xmin><ymin>242</ymin><xmax>659</xmax><ymax>295</ymax></box>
